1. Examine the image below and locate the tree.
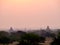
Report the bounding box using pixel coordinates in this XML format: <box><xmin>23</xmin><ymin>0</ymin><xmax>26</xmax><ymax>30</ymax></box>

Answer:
<box><xmin>51</xmin><ymin>32</ymin><xmax>60</xmax><ymax>45</ymax></box>
<box><xmin>9</xmin><ymin>31</ymin><xmax>26</xmax><ymax>42</ymax></box>
<box><xmin>0</xmin><ymin>36</ymin><xmax>10</xmax><ymax>45</ymax></box>
<box><xmin>0</xmin><ymin>31</ymin><xmax>9</xmax><ymax>38</ymax></box>
<box><xmin>18</xmin><ymin>33</ymin><xmax>45</xmax><ymax>45</ymax></box>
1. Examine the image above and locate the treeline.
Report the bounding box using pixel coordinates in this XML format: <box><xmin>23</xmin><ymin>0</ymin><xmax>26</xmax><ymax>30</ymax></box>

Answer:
<box><xmin>0</xmin><ymin>30</ymin><xmax>60</xmax><ymax>45</ymax></box>
<box><xmin>0</xmin><ymin>31</ymin><xmax>45</xmax><ymax>45</ymax></box>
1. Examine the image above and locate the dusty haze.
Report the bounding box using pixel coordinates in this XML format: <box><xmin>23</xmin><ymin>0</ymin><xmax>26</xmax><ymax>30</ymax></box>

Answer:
<box><xmin>0</xmin><ymin>0</ymin><xmax>60</xmax><ymax>29</ymax></box>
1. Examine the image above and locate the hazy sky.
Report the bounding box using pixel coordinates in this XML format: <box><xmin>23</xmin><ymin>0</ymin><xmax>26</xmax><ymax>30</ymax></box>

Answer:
<box><xmin>0</xmin><ymin>0</ymin><xmax>60</xmax><ymax>29</ymax></box>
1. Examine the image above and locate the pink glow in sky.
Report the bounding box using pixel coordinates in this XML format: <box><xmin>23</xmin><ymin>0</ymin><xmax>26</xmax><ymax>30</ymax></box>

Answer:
<box><xmin>0</xmin><ymin>0</ymin><xmax>60</xmax><ymax>29</ymax></box>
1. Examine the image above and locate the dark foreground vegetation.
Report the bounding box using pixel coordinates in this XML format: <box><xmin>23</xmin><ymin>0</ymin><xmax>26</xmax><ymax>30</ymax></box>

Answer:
<box><xmin>51</xmin><ymin>32</ymin><xmax>60</xmax><ymax>45</ymax></box>
<box><xmin>0</xmin><ymin>31</ymin><xmax>45</xmax><ymax>45</ymax></box>
<box><xmin>0</xmin><ymin>27</ymin><xmax>60</xmax><ymax>45</ymax></box>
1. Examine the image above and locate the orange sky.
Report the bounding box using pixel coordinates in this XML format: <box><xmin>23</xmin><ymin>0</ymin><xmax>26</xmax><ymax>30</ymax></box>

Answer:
<box><xmin>0</xmin><ymin>0</ymin><xmax>60</xmax><ymax>29</ymax></box>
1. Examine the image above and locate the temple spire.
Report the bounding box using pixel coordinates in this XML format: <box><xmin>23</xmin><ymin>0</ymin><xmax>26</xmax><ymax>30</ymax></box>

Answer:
<box><xmin>9</xmin><ymin>27</ymin><xmax>14</xmax><ymax>32</ymax></box>
<box><xmin>46</xmin><ymin>26</ymin><xmax>50</xmax><ymax>30</ymax></box>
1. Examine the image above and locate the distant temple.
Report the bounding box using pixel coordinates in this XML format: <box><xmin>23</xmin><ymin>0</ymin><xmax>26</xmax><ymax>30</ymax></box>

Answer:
<box><xmin>9</xmin><ymin>27</ymin><xmax>14</xmax><ymax>32</ymax></box>
<box><xmin>46</xmin><ymin>26</ymin><xmax>50</xmax><ymax>30</ymax></box>
<box><xmin>46</xmin><ymin>26</ymin><xmax>51</xmax><ymax>32</ymax></box>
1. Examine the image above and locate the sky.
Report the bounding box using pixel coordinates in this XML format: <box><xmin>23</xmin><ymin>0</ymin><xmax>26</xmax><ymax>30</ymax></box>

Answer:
<box><xmin>0</xmin><ymin>0</ymin><xmax>60</xmax><ymax>29</ymax></box>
